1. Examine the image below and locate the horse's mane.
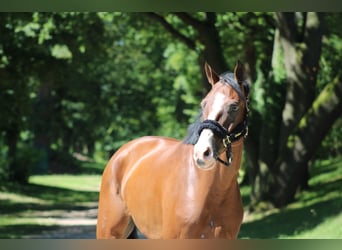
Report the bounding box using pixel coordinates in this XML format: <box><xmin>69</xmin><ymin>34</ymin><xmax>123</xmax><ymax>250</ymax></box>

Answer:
<box><xmin>183</xmin><ymin>110</ymin><xmax>202</xmax><ymax>145</ymax></box>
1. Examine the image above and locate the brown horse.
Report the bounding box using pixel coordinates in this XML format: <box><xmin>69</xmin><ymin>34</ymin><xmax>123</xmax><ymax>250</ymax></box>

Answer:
<box><xmin>96</xmin><ymin>61</ymin><xmax>250</xmax><ymax>239</ymax></box>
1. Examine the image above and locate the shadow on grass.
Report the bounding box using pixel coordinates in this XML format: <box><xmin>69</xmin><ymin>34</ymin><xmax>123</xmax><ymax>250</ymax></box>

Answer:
<box><xmin>310</xmin><ymin>158</ymin><xmax>340</xmax><ymax>177</ymax></box>
<box><xmin>26</xmin><ymin>224</ymin><xmax>96</xmax><ymax>239</ymax></box>
<box><xmin>0</xmin><ymin>224</ymin><xmax>96</xmax><ymax>239</ymax></box>
<box><xmin>238</xmin><ymin>159</ymin><xmax>342</xmax><ymax>239</ymax></box>
<box><xmin>0</xmin><ymin>183</ymin><xmax>99</xmax><ymax>215</ymax></box>
<box><xmin>239</xmin><ymin>195</ymin><xmax>342</xmax><ymax>238</ymax></box>
<box><xmin>0</xmin><ymin>224</ymin><xmax>60</xmax><ymax>239</ymax></box>
<box><xmin>6</xmin><ymin>182</ymin><xmax>98</xmax><ymax>202</ymax></box>
<box><xmin>79</xmin><ymin>161</ymin><xmax>105</xmax><ymax>175</ymax></box>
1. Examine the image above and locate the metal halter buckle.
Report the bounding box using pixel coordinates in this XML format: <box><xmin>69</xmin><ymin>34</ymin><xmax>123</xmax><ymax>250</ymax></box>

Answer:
<box><xmin>244</xmin><ymin>127</ymin><xmax>249</xmax><ymax>139</ymax></box>
<box><xmin>223</xmin><ymin>136</ymin><xmax>231</xmax><ymax>148</ymax></box>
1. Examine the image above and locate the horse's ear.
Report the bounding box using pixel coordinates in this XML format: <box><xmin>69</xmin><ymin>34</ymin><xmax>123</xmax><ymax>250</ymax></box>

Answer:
<box><xmin>205</xmin><ymin>62</ymin><xmax>220</xmax><ymax>86</ymax></box>
<box><xmin>234</xmin><ymin>60</ymin><xmax>245</xmax><ymax>84</ymax></box>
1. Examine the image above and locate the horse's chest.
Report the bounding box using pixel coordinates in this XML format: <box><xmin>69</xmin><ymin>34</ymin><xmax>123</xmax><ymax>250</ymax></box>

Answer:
<box><xmin>180</xmin><ymin>216</ymin><xmax>226</xmax><ymax>239</ymax></box>
<box><xmin>175</xmin><ymin>202</ymin><xmax>227</xmax><ymax>238</ymax></box>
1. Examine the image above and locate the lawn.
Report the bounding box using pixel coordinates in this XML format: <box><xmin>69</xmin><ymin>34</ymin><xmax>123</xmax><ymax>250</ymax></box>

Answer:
<box><xmin>239</xmin><ymin>157</ymin><xmax>342</xmax><ymax>239</ymax></box>
<box><xmin>0</xmin><ymin>158</ymin><xmax>341</xmax><ymax>239</ymax></box>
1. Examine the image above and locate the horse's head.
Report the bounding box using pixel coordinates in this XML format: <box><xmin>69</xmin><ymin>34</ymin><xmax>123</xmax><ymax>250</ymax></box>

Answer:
<box><xmin>193</xmin><ymin>61</ymin><xmax>249</xmax><ymax>170</ymax></box>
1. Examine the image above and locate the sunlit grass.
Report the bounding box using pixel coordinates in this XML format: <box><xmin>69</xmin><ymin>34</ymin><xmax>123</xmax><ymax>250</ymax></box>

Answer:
<box><xmin>288</xmin><ymin>211</ymin><xmax>342</xmax><ymax>239</ymax></box>
<box><xmin>0</xmin><ymin>191</ymin><xmax>50</xmax><ymax>205</ymax></box>
<box><xmin>29</xmin><ymin>174</ymin><xmax>101</xmax><ymax>192</ymax></box>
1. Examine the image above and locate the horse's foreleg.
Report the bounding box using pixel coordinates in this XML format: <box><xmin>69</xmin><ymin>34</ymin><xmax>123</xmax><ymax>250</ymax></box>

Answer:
<box><xmin>221</xmin><ymin>182</ymin><xmax>243</xmax><ymax>239</ymax></box>
<box><xmin>96</xmin><ymin>166</ymin><xmax>133</xmax><ymax>239</ymax></box>
<box><xmin>96</xmin><ymin>188</ymin><xmax>134</xmax><ymax>238</ymax></box>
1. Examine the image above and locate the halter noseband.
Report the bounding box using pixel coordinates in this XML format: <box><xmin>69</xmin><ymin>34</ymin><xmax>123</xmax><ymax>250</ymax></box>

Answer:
<box><xmin>197</xmin><ymin>79</ymin><xmax>249</xmax><ymax>167</ymax></box>
<box><xmin>197</xmin><ymin>118</ymin><xmax>248</xmax><ymax>167</ymax></box>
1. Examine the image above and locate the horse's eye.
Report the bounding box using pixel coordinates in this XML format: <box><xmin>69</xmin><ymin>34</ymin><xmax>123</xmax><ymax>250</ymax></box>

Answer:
<box><xmin>229</xmin><ymin>104</ymin><xmax>239</xmax><ymax>113</ymax></box>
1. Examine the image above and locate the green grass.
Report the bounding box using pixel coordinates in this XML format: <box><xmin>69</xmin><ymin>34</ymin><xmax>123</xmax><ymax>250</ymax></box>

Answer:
<box><xmin>239</xmin><ymin>157</ymin><xmax>342</xmax><ymax>239</ymax></box>
<box><xmin>0</xmin><ymin>158</ymin><xmax>341</xmax><ymax>238</ymax></box>
<box><xmin>29</xmin><ymin>175</ymin><xmax>101</xmax><ymax>192</ymax></box>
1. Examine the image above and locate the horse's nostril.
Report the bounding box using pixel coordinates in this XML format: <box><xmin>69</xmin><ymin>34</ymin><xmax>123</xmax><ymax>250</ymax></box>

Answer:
<box><xmin>203</xmin><ymin>148</ymin><xmax>212</xmax><ymax>159</ymax></box>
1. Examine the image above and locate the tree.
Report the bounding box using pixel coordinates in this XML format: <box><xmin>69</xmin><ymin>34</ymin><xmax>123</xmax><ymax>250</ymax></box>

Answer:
<box><xmin>248</xmin><ymin>13</ymin><xmax>342</xmax><ymax>207</ymax></box>
<box><xmin>145</xmin><ymin>12</ymin><xmax>342</xmax><ymax>207</ymax></box>
<box><xmin>0</xmin><ymin>12</ymin><xmax>182</xmax><ymax>182</ymax></box>
<box><xmin>0</xmin><ymin>13</ymin><xmax>111</xmax><ymax>181</ymax></box>
<box><xmin>146</xmin><ymin>12</ymin><xmax>227</xmax><ymax>94</ymax></box>
<box><xmin>0</xmin><ymin>13</ymin><xmax>41</xmax><ymax>182</ymax></box>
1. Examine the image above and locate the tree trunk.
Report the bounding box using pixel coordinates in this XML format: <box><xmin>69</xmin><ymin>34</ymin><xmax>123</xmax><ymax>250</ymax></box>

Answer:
<box><xmin>277</xmin><ymin>12</ymin><xmax>323</xmax><ymax>152</ymax></box>
<box><xmin>1</xmin><ymin>68</ymin><xmax>27</xmax><ymax>183</ymax></box>
<box><xmin>146</xmin><ymin>12</ymin><xmax>227</xmax><ymax>94</ymax></box>
<box><xmin>33</xmin><ymin>72</ymin><xmax>54</xmax><ymax>173</ymax></box>
<box><xmin>250</xmin><ymin>12</ymin><xmax>342</xmax><ymax>208</ymax></box>
<box><xmin>5</xmin><ymin>124</ymin><xmax>20</xmax><ymax>182</ymax></box>
<box><xmin>173</xmin><ymin>12</ymin><xmax>228</xmax><ymax>94</ymax></box>
<box><xmin>274</xmin><ymin>76</ymin><xmax>342</xmax><ymax>205</ymax></box>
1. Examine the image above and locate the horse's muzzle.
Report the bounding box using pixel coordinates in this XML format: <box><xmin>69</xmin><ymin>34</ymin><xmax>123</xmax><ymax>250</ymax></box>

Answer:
<box><xmin>193</xmin><ymin>129</ymin><xmax>216</xmax><ymax>170</ymax></box>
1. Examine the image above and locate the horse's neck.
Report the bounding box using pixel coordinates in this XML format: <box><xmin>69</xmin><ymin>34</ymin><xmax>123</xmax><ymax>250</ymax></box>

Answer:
<box><xmin>229</xmin><ymin>139</ymin><xmax>244</xmax><ymax>173</ymax></box>
<box><xmin>212</xmin><ymin>139</ymin><xmax>244</xmax><ymax>193</ymax></box>
<box><xmin>180</xmin><ymin>141</ymin><xmax>243</xmax><ymax>217</ymax></box>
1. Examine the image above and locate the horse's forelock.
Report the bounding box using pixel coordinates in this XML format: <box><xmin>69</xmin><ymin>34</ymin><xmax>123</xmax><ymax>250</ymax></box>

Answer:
<box><xmin>219</xmin><ymin>72</ymin><xmax>246</xmax><ymax>100</ymax></box>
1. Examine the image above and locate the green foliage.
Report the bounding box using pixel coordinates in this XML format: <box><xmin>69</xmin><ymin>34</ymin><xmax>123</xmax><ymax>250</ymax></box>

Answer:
<box><xmin>317</xmin><ymin>117</ymin><xmax>342</xmax><ymax>158</ymax></box>
<box><xmin>315</xmin><ymin>14</ymin><xmax>342</xmax><ymax>158</ymax></box>
<box><xmin>1</xmin><ymin>12</ymin><xmax>342</xmax><ymax>187</ymax></box>
<box><xmin>0</xmin><ymin>12</ymin><xmax>111</xmax><ymax>178</ymax></box>
<box><xmin>157</xmin><ymin>42</ymin><xmax>202</xmax><ymax>137</ymax></box>
<box><xmin>11</xmin><ymin>143</ymin><xmax>44</xmax><ymax>184</ymax></box>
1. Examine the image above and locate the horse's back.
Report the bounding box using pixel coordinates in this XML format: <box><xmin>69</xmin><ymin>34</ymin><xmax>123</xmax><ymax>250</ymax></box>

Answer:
<box><xmin>109</xmin><ymin>135</ymin><xmax>180</xmax><ymax>176</ymax></box>
<box><xmin>102</xmin><ymin>135</ymin><xmax>181</xmax><ymax>190</ymax></box>
<box><xmin>111</xmin><ymin>135</ymin><xmax>187</xmax><ymax>198</ymax></box>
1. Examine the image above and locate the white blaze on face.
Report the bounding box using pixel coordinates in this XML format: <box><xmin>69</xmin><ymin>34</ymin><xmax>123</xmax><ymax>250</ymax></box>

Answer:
<box><xmin>193</xmin><ymin>92</ymin><xmax>226</xmax><ymax>169</ymax></box>
<box><xmin>207</xmin><ymin>92</ymin><xmax>225</xmax><ymax>120</ymax></box>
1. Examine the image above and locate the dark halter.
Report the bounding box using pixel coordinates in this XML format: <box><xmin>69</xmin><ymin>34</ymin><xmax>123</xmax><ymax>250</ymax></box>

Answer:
<box><xmin>197</xmin><ymin>119</ymin><xmax>248</xmax><ymax>166</ymax></box>
<box><xmin>197</xmin><ymin>78</ymin><xmax>249</xmax><ymax>167</ymax></box>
